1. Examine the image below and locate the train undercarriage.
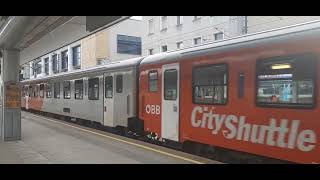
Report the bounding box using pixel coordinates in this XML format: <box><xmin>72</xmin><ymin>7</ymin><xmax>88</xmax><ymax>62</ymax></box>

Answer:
<box><xmin>21</xmin><ymin>107</ymin><xmax>292</xmax><ymax>164</ymax></box>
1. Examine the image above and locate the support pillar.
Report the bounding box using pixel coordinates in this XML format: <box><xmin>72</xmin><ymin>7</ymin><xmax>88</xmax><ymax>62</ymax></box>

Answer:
<box><xmin>0</xmin><ymin>49</ymin><xmax>21</xmax><ymax>141</ymax></box>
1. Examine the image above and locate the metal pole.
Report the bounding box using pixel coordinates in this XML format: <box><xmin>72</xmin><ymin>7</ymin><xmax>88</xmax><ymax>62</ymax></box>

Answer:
<box><xmin>244</xmin><ymin>16</ymin><xmax>248</xmax><ymax>34</ymax></box>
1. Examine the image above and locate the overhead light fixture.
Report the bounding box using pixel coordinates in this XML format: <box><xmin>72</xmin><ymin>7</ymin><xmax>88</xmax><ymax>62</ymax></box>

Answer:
<box><xmin>271</xmin><ymin>63</ymin><xmax>292</xmax><ymax>70</ymax></box>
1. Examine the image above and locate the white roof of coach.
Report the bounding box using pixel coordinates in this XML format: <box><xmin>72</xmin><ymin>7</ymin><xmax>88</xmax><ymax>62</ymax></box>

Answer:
<box><xmin>140</xmin><ymin>20</ymin><xmax>320</xmax><ymax>65</ymax></box>
<box><xmin>21</xmin><ymin>57</ymin><xmax>143</xmax><ymax>83</ymax></box>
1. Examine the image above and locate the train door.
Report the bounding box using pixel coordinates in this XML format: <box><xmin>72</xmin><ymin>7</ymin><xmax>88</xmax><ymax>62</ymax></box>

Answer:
<box><xmin>25</xmin><ymin>85</ymin><xmax>29</xmax><ymax>110</ymax></box>
<box><xmin>161</xmin><ymin>63</ymin><xmax>179</xmax><ymax>142</ymax></box>
<box><xmin>103</xmin><ymin>73</ymin><xmax>114</xmax><ymax>127</ymax></box>
<box><xmin>26</xmin><ymin>85</ymin><xmax>32</xmax><ymax>110</ymax></box>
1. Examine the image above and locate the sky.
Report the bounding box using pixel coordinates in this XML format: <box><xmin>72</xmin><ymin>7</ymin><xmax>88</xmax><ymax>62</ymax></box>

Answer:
<box><xmin>130</xmin><ymin>16</ymin><xmax>143</xmax><ymax>20</ymax></box>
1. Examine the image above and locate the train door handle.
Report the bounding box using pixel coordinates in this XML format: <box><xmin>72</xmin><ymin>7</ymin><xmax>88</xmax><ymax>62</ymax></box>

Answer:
<box><xmin>104</xmin><ymin>106</ymin><xmax>107</xmax><ymax>112</ymax></box>
<box><xmin>173</xmin><ymin>104</ymin><xmax>177</xmax><ymax>112</ymax></box>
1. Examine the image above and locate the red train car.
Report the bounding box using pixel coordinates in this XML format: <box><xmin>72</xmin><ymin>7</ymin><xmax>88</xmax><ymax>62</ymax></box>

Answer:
<box><xmin>139</xmin><ymin>23</ymin><xmax>320</xmax><ymax>164</ymax></box>
<box><xmin>21</xmin><ymin>84</ymin><xmax>44</xmax><ymax>111</ymax></box>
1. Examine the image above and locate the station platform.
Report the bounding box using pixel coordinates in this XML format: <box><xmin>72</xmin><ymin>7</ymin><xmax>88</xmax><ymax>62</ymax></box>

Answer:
<box><xmin>0</xmin><ymin>111</ymin><xmax>220</xmax><ymax>164</ymax></box>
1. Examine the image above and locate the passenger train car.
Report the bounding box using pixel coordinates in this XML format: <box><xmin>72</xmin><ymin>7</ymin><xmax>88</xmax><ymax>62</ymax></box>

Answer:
<box><xmin>21</xmin><ymin>58</ymin><xmax>143</xmax><ymax>133</ymax></box>
<box><xmin>21</xmin><ymin>22</ymin><xmax>320</xmax><ymax>164</ymax></box>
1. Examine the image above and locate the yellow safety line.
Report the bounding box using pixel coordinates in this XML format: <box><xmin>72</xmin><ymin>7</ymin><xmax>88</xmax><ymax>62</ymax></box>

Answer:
<box><xmin>25</xmin><ymin>113</ymin><xmax>204</xmax><ymax>164</ymax></box>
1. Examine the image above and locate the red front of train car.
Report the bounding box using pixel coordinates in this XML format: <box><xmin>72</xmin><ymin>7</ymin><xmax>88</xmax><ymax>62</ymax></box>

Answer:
<box><xmin>139</xmin><ymin>38</ymin><xmax>320</xmax><ymax>164</ymax></box>
<box><xmin>22</xmin><ymin>84</ymin><xmax>45</xmax><ymax>111</ymax></box>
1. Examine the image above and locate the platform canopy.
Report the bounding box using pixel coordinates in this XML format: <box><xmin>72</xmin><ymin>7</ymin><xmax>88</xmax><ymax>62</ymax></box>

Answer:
<box><xmin>86</xmin><ymin>16</ymin><xmax>130</xmax><ymax>32</ymax></box>
<box><xmin>0</xmin><ymin>16</ymin><xmax>131</xmax><ymax>51</ymax></box>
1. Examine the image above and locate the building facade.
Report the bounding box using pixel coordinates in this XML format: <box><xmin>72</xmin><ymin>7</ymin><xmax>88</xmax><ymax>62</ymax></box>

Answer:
<box><xmin>142</xmin><ymin>16</ymin><xmax>245</xmax><ymax>56</ymax></box>
<box><xmin>20</xmin><ymin>17</ymin><xmax>143</xmax><ymax>81</ymax></box>
<box><xmin>247</xmin><ymin>16</ymin><xmax>320</xmax><ymax>33</ymax></box>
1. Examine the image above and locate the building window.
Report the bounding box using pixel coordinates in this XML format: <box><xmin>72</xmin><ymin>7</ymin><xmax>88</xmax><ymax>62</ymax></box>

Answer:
<box><xmin>34</xmin><ymin>60</ymin><xmax>41</xmax><ymax>77</ymax></box>
<box><xmin>160</xmin><ymin>16</ymin><xmax>168</xmax><ymax>31</ymax></box>
<box><xmin>54</xmin><ymin>82</ymin><xmax>60</xmax><ymax>99</ymax></box>
<box><xmin>117</xmin><ymin>35</ymin><xmax>142</xmax><ymax>55</ymax></box>
<box><xmin>193</xmin><ymin>37</ymin><xmax>202</xmax><ymax>46</ymax></box>
<box><xmin>193</xmin><ymin>64</ymin><xmax>228</xmax><ymax>104</ymax></box>
<box><xmin>161</xmin><ymin>45</ymin><xmax>167</xmax><ymax>52</ymax></box>
<box><xmin>214</xmin><ymin>32</ymin><xmax>224</xmax><ymax>41</ymax></box>
<box><xmin>44</xmin><ymin>57</ymin><xmax>49</xmax><ymax>75</ymax></box>
<box><xmin>61</xmin><ymin>50</ymin><xmax>68</xmax><ymax>72</ymax></box>
<box><xmin>116</xmin><ymin>75</ymin><xmax>123</xmax><ymax>93</ymax></box>
<box><xmin>75</xmin><ymin>79</ymin><xmax>83</xmax><ymax>99</ymax></box>
<box><xmin>72</xmin><ymin>45</ymin><xmax>81</xmax><ymax>69</ymax></box>
<box><xmin>63</xmin><ymin>81</ymin><xmax>71</xmax><ymax>99</ymax></box>
<box><xmin>88</xmin><ymin>78</ymin><xmax>99</xmax><ymax>100</ymax></box>
<box><xmin>46</xmin><ymin>83</ymin><xmax>52</xmax><ymax>98</ymax></box>
<box><xmin>256</xmin><ymin>54</ymin><xmax>316</xmax><ymax>108</ymax></box>
<box><xmin>105</xmin><ymin>76</ymin><xmax>113</xmax><ymax>98</ymax></box>
<box><xmin>176</xmin><ymin>41</ymin><xmax>183</xmax><ymax>49</ymax></box>
<box><xmin>148</xmin><ymin>48</ymin><xmax>154</xmax><ymax>55</ymax></box>
<box><xmin>177</xmin><ymin>16</ymin><xmax>183</xmax><ymax>26</ymax></box>
<box><xmin>149</xmin><ymin>71</ymin><xmax>158</xmax><ymax>92</ymax></box>
<box><xmin>148</xmin><ymin>19</ymin><xmax>154</xmax><ymax>35</ymax></box>
<box><xmin>193</xmin><ymin>16</ymin><xmax>201</xmax><ymax>21</ymax></box>
<box><xmin>52</xmin><ymin>54</ymin><xmax>59</xmax><ymax>73</ymax></box>
<box><xmin>164</xmin><ymin>69</ymin><xmax>178</xmax><ymax>100</ymax></box>
<box><xmin>40</xmin><ymin>84</ymin><xmax>44</xmax><ymax>98</ymax></box>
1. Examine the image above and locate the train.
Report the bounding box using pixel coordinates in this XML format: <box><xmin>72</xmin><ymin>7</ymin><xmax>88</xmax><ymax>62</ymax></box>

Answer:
<box><xmin>20</xmin><ymin>21</ymin><xmax>320</xmax><ymax>164</ymax></box>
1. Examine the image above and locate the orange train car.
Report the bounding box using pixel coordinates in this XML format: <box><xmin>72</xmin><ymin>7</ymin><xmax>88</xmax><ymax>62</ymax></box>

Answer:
<box><xmin>21</xmin><ymin>84</ymin><xmax>44</xmax><ymax>111</ymax></box>
<box><xmin>138</xmin><ymin>23</ymin><xmax>320</xmax><ymax>164</ymax></box>
<box><xmin>21</xmin><ymin>22</ymin><xmax>320</xmax><ymax>163</ymax></box>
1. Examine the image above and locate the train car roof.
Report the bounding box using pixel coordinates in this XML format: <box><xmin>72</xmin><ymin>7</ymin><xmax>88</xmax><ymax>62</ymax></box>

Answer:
<box><xmin>21</xmin><ymin>57</ymin><xmax>143</xmax><ymax>83</ymax></box>
<box><xmin>140</xmin><ymin>20</ymin><xmax>320</xmax><ymax>65</ymax></box>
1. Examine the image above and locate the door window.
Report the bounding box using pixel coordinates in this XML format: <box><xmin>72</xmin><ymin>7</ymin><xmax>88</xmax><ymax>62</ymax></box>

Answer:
<box><xmin>164</xmin><ymin>69</ymin><xmax>178</xmax><ymax>100</ymax></box>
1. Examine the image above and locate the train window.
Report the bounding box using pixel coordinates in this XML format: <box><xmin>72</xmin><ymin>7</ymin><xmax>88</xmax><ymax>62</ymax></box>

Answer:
<box><xmin>116</xmin><ymin>75</ymin><xmax>123</xmax><ymax>93</ymax></box>
<box><xmin>75</xmin><ymin>80</ymin><xmax>83</xmax><ymax>99</ymax></box>
<box><xmin>84</xmin><ymin>79</ymin><xmax>87</xmax><ymax>96</ymax></box>
<box><xmin>40</xmin><ymin>84</ymin><xmax>44</xmax><ymax>98</ymax></box>
<box><xmin>29</xmin><ymin>86</ymin><xmax>33</xmax><ymax>97</ymax></box>
<box><xmin>21</xmin><ymin>88</ymin><xmax>25</xmax><ymax>97</ymax></box>
<box><xmin>193</xmin><ymin>64</ymin><xmax>228</xmax><ymax>104</ymax></box>
<box><xmin>256</xmin><ymin>54</ymin><xmax>316</xmax><ymax>108</ymax></box>
<box><xmin>46</xmin><ymin>83</ymin><xmax>52</xmax><ymax>98</ymax></box>
<box><xmin>35</xmin><ymin>85</ymin><xmax>39</xmax><ymax>97</ymax></box>
<box><xmin>54</xmin><ymin>82</ymin><xmax>60</xmax><ymax>99</ymax></box>
<box><xmin>88</xmin><ymin>78</ymin><xmax>99</xmax><ymax>100</ymax></box>
<box><xmin>63</xmin><ymin>81</ymin><xmax>71</xmax><ymax>99</ymax></box>
<box><xmin>23</xmin><ymin>86</ymin><xmax>29</xmax><ymax>97</ymax></box>
<box><xmin>105</xmin><ymin>76</ymin><xmax>113</xmax><ymax>98</ymax></box>
<box><xmin>148</xmin><ymin>71</ymin><xmax>158</xmax><ymax>92</ymax></box>
<box><xmin>164</xmin><ymin>69</ymin><xmax>178</xmax><ymax>100</ymax></box>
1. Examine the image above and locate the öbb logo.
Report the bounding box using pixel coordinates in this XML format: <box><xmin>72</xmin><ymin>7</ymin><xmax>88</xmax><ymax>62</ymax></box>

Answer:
<box><xmin>191</xmin><ymin>106</ymin><xmax>317</xmax><ymax>152</ymax></box>
<box><xmin>145</xmin><ymin>104</ymin><xmax>160</xmax><ymax>115</ymax></box>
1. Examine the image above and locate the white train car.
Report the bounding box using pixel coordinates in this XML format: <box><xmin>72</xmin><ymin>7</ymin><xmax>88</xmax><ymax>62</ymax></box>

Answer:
<box><xmin>21</xmin><ymin>57</ymin><xmax>143</xmax><ymax>133</ymax></box>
